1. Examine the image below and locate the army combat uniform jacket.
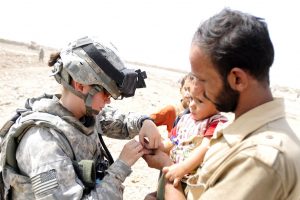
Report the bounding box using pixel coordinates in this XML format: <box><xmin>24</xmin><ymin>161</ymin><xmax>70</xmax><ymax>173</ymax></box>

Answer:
<box><xmin>185</xmin><ymin>98</ymin><xmax>300</xmax><ymax>200</ymax></box>
<box><xmin>3</xmin><ymin>95</ymin><xmax>146</xmax><ymax>200</ymax></box>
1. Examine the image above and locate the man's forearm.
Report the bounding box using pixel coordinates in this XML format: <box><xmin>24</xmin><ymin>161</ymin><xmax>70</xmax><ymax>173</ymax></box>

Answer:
<box><xmin>165</xmin><ymin>181</ymin><xmax>186</xmax><ymax>200</ymax></box>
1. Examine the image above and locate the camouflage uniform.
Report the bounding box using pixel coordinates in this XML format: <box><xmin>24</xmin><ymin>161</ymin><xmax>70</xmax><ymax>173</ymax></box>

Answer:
<box><xmin>4</xmin><ymin>95</ymin><xmax>146</xmax><ymax>200</ymax></box>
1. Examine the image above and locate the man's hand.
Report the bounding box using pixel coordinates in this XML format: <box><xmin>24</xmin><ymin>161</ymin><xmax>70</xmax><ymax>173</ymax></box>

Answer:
<box><xmin>143</xmin><ymin>149</ymin><xmax>173</xmax><ymax>170</ymax></box>
<box><xmin>139</xmin><ymin>119</ymin><xmax>161</xmax><ymax>149</ymax></box>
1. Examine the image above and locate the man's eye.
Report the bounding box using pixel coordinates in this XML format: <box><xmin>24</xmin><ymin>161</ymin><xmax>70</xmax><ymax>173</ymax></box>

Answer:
<box><xmin>195</xmin><ymin>77</ymin><xmax>206</xmax><ymax>83</ymax></box>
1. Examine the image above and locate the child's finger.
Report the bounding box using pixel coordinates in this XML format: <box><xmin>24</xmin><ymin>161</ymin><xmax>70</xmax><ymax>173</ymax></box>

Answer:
<box><xmin>164</xmin><ymin>171</ymin><xmax>171</xmax><ymax>180</ymax></box>
<box><xmin>168</xmin><ymin>175</ymin><xmax>174</xmax><ymax>182</ymax></box>
<box><xmin>162</xmin><ymin>166</ymin><xmax>169</xmax><ymax>174</ymax></box>
<box><xmin>173</xmin><ymin>178</ymin><xmax>180</xmax><ymax>187</ymax></box>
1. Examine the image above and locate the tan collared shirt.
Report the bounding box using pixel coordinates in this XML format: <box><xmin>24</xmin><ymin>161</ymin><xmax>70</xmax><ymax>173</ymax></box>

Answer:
<box><xmin>185</xmin><ymin>98</ymin><xmax>300</xmax><ymax>200</ymax></box>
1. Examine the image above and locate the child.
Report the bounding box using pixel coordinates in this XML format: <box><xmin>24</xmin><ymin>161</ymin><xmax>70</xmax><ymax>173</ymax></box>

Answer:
<box><xmin>150</xmin><ymin>74</ymin><xmax>195</xmax><ymax>133</ymax></box>
<box><xmin>157</xmin><ymin>79</ymin><xmax>228</xmax><ymax>199</ymax></box>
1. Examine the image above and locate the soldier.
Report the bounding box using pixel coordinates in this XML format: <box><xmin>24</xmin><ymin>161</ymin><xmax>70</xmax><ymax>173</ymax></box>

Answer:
<box><xmin>143</xmin><ymin>8</ymin><xmax>300</xmax><ymax>200</ymax></box>
<box><xmin>2</xmin><ymin>36</ymin><xmax>161</xmax><ymax>199</ymax></box>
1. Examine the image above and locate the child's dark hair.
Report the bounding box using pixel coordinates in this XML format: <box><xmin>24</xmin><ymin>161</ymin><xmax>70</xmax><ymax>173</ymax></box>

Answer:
<box><xmin>180</xmin><ymin>73</ymin><xmax>195</xmax><ymax>91</ymax></box>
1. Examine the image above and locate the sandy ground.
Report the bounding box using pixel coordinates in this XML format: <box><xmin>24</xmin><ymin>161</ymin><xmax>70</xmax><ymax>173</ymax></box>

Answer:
<box><xmin>0</xmin><ymin>40</ymin><xmax>184</xmax><ymax>199</ymax></box>
<box><xmin>0</xmin><ymin>40</ymin><xmax>300</xmax><ymax>199</ymax></box>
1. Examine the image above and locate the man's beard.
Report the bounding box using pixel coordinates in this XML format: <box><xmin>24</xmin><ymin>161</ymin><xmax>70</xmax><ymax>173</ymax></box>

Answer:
<box><xmin>204</xmin><ymin>80</ymin><xmax>239</xmax><ymax>112</ymax></box>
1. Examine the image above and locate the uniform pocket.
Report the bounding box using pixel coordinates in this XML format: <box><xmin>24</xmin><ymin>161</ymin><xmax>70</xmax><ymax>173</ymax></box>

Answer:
<box><xmin>3</xmin><ymin>166</ymin><xmax>34</xmax><ymax>199</ymax></box>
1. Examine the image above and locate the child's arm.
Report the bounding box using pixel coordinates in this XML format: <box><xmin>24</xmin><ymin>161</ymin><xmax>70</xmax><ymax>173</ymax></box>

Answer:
<box><xmin>159</xmin><ymin>126</ymin><xmax>177</xmax><ymax>154</ymax></box>
<box><xmin>162</xmin><ymin>137</ymin><xmax>210</xmax><ymax>187</ymax></box>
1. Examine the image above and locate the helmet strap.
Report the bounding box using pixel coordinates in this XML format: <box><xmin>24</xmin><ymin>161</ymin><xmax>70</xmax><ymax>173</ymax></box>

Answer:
<box><xmin>54</xmin><ymin>65</ymin><xmax>102</xmax><ymax>116</ymax></box>
<box><xmin>60</xmin><ymin>78</ymin><xmax>100</xmax><ymax>116</ymax></box>
<box><xmin>84</xmin><ymin>86</ymin><xmax>102</xmax><ymax>116</ymax></box>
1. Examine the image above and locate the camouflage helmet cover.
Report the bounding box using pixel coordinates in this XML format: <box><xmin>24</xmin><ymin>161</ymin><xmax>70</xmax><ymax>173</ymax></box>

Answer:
<box><xmin>58</xmin><ymin>36</ymin><xmax>125</xmax><ymax>99</ymax></box>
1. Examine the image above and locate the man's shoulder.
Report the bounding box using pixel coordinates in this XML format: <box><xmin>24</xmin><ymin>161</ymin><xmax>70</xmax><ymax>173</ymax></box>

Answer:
<box><xmin>243</xmin><ymin>128</ymin><xmax>300</xmax><ymax>170</ymax></box>
<box><xmin>243</xmin><ymin>131</ymin><xmax>283</xmax><ymax>167</ymax></box>
<box><xmin>286</xmin><ymin>117</ymin><xmax>300</xmax><ymax>141</ymax></box>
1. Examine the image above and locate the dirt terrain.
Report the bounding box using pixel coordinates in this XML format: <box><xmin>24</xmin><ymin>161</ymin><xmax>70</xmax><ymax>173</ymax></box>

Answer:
<box><xmin>0</xmin><ymin>39</ymin><xmax>299</xmax><ymax>199</ymax></box>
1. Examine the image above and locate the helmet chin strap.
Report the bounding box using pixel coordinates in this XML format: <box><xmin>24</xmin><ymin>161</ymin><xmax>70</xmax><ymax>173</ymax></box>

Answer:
<box><xmin>84</xmin><ymin>86</ymin><xmax>102</xmax><ymax>116</ymax></box>
<box><xmin>59</xmin><ymin>78</ymin><xmax>101</xmax><ymax>116</ymax></box>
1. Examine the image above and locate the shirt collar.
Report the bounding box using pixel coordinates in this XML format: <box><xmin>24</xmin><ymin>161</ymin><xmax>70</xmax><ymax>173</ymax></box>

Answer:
<box><xmin>221</xmin><ymin>98</ymin><xmax>286</xmax><ymax>146</ymax></box>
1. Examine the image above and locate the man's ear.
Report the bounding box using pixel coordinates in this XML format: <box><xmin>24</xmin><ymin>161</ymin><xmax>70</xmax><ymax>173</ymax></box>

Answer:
<box><xmin>227</xmin><ymin>67</ymin><xmax>249</xmax><ymax>92</ymax></box>
<box><xmin>73</xmin><ymin>81</ymin><xmax>84</xmax><ymax>92</ymax></box>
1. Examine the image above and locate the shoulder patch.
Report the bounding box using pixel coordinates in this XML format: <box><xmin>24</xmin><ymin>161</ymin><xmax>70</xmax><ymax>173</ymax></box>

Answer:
<box><xmin>31</xmin><ymin>169</ymin><xmax>58</xmax><ymax>197</ymax></box>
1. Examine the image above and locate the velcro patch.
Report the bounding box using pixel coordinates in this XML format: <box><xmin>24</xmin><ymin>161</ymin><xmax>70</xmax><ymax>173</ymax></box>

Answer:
<box><xmin>31</xmin><ymin>169</ymin><xmax>58</xmax><ymax>196</ymax></box>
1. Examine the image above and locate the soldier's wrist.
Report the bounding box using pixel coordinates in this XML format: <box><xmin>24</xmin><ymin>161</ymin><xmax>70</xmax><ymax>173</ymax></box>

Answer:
<box><xmin>139</xmin><ymin>115</ymin><xmax>154</xmax><ymax>127</ymax></box>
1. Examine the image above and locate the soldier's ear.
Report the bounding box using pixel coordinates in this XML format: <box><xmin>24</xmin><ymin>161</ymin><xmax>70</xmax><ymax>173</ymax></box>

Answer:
<box><xmin>73</xmin><ymin>81</ymin><xmax>84</xmax><ymax>92</ymax></box>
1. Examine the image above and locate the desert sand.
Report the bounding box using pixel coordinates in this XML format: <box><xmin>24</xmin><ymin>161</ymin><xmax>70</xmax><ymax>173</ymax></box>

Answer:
<box><xmin>0</xmin><ymin>39</ymin><xmax>299</xmax><ymax>199</ymax></box>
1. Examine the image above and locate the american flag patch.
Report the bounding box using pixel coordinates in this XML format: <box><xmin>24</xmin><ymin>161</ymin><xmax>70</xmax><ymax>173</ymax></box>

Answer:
<box><xmin>31</xmin><ymin>169</ymin><xmax>58</xmax><ymax>195</ymax></box>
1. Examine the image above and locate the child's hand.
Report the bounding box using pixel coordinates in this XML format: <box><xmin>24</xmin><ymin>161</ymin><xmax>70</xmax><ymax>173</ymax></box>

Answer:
<box><xmin>162</xmin><ymin>163</ymin><xmax>186</xmax><ymax>187</ymax></box>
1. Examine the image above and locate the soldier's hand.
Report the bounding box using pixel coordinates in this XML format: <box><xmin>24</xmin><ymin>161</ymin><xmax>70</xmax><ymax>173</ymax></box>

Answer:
<box><xmin>119</xmin><ymin>139</ymin><xmax>145</xmax><ymax>167</ymax></box>
<box><xmin>139</xmin><ymin>119</ymin><xmax>161</xmax><ymax>149</ymax></box>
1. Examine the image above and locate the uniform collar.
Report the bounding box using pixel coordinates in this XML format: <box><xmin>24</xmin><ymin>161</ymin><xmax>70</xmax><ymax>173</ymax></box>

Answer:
<box><xmin>221</xmin><ymin>98</ymin><xmax>286</xmax><ymax>146</ymax></box>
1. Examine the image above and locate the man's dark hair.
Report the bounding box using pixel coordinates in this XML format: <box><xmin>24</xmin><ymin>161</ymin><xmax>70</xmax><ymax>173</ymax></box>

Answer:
<box><xmin>192</xmin><ymin>8</ymin><xmax>274</xmax><ymax>84</ymax></box>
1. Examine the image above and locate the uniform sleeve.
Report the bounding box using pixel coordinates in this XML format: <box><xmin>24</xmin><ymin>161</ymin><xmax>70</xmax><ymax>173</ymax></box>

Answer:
<box><xmin>85</xmin><ymin>159</ymin><xmax>132</xmax><ymax>200</ymax></box>
<box><xmin>190</xmin><ymin>154</ymin><xmax>284</xmax><ymax>200</ymax></box>
<box><xmin>16</xmin><ymin>127</ymin><xmax>132</xmax><ymax>200</ymax></box>
<box><xmin>96</xmin><ymin>105</ymin><xmax>145</xmax><ymax>139</ymax></box>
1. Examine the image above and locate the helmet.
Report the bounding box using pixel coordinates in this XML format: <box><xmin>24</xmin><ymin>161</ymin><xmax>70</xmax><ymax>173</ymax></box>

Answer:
<box><xmin>50</xmin><ymin>36</ymin><xmax>147</xmax><ymax>115</ymax></box>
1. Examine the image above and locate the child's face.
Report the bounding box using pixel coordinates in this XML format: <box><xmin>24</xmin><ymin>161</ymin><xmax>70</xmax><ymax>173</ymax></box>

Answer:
<box><xmin>188</xmin><ymin>83</ymin><xmax>218</xmax><ymax>121</ymax></box>
<box><xmin>180</xmin><ymin>77</ymin><xmax>193</xmax><ymax>109</ymax></box>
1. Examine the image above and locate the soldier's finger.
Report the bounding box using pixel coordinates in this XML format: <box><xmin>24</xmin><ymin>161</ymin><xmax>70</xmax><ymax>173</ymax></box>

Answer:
<box><xmin>147</xmin><ymin>137</ymin><xmax>155</xmax><ymax>149</ymax></box>
<box><xmin>135</xmin><ymin>143</ymin><xmax>144</xmax><ymax>152</ymax></box>
<box><xmin>139</xmin><ymin>134</ymin><xmax>145</xmax><ymax>146</ymax></box>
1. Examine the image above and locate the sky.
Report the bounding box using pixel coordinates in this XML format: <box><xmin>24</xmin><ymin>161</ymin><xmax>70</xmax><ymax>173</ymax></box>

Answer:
<box><xmin>0</xmin><ymin>0</ymin><xmax>300</xmax><ymax>88</ymax></box>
